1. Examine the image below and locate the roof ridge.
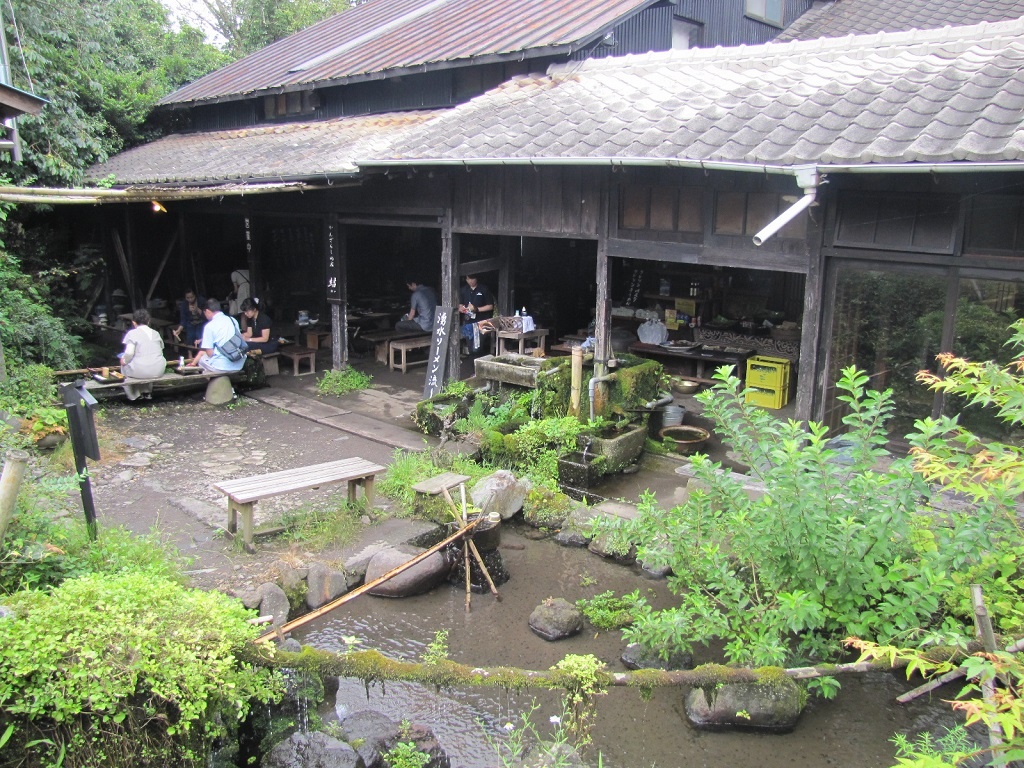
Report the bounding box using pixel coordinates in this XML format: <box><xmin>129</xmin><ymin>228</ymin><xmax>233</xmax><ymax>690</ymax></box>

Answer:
<box><xmin>549</xmin><ymin>16</ymin><xmax>1024</xmax><ymax>77</ymax></box>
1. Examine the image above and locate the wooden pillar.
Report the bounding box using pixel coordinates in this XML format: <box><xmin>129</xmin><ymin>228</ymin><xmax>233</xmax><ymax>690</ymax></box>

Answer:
<box><xmin>244</xmin><ymin>213</ymin><xmax>259</xmax><ymax>300</ymax></box>
<box><xmin>441</xmin><ymin>209</ymin><xmax>461</xmax><ymax>384</ymax></box>
<box><xmin>498</xmin><ymin>237</ymin><xmax>513</xmax><ymax>316</ymax></box>
<box><xmin>799</xmin><ymin>189</ymin><xmax>827</xmax><ymax>422</ymax></box>
<box><xmin>594</xmin><ymin>181</ymin><xmax>612</xmax><ymax>378</ymax></box>
<box><xmin>124</xmin><ymin>208</ymin><xmax>138</xmax><ymax>312</ymax></box>
<box><xmin>324</xmin><ymin>214</ymin><xmax>347</xmax><ymax>369</ymax></box>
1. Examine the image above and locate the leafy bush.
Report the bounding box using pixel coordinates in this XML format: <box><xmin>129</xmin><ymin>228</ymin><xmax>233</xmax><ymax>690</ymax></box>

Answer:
<box><xmin>0</xmin><ymin>573</ymin><xmax>282</xmax><ymax>767</ymax></box>
<box><xmin>316</xmin><ymin>367</ymin><xmax>373</xmax><ymax>396</ymax></box>
<box><xmin>593</xmin><ymin>367</ymin><xmax>1007</xmax><ymax>672</ymax></box>
<box><xmin>0</xmin><ymin>252</ymin><xmax>80</xmax><ymax>370</ymax></box>
<box><xmin>383</xmin><ymin>741</ymin><xmax>431</xmax><ymax>768</ymax></box>
<box><xmin>576</xmin><ymin>590</ymin><xmax>646</xmax><ymax>631</ymax></box>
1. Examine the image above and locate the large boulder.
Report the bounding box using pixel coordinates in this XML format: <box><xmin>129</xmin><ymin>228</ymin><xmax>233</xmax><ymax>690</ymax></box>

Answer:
<box><xmin>684</xmin><ymin>673</ymin><xmax>804</xmax><ymax>732</ymax></box>
<box><xmin>364</xmin><ymin>544</ymin><xmax>453</xmax><ymax>597</ymax></box>
<box><xmin>306</xmin><ymin>562</ymin><xmax>350</xmax><ymax>609</ymax></box>
<box><xmin>261</xmin><ymin>731</ymin><xmax>365</xmax><ymax>768</ymax></box>
<box><xmin>470</xmin><ymin>470</ymin><xmax>531</xmax><ymax>520</ymax></box>
<box><xmin>205</xmin><ymin>375</ymin><xmax>234</xmax><ymax>405</ymax></box>
<box><xmin>528</xmin><ymin>598</ymin><xmax>583</xmax><ymax>641</ymax></box>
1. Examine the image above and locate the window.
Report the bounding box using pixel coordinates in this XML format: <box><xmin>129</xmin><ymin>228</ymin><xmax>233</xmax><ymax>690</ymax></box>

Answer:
<box><xmin>834</xmin><ymin>192</ymin><xmax>957</xmax><ymax>253</ymax></box>
<box><xmin>745</xmin><ymin>0</ymin><xmax>784</xmax><ymax>27</ymax></box>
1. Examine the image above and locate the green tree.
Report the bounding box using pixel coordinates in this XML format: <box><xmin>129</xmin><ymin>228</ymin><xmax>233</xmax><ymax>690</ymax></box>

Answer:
<box><xmin>182</xmin><ymin>0</ymin><xmax>351</xmax><ymax>59</ymax></box>
<box><xmin>3</xmin><ymin>0</ymin><xmax>228</xmax><ymax>186</ymax></box>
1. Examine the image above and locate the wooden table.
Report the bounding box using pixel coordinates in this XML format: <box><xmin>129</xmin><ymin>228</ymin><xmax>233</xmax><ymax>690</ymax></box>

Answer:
<box><xmin>497</xmin><ymin>328</ymin><xmax>549</xmax><ymax>355</ymax></box>
<box><xmin>280</xmin><ymin>346</ymin><xmax>317</xmax><ymax>376</ymax></box>
<box><xmin>305</xmin><ymin>329</ymin><xmax>332</xmax><ymax>350</ymax></box>
<box><xmin>629</xmin><ymin>342</ymin><xmax>755</xmax><ymax>385</ymax></box>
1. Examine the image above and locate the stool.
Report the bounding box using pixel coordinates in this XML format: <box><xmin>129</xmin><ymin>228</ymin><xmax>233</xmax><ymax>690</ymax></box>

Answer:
<box><xmin>280</xmin><ymin>347</ymin><xmax>316</xmax><ymax>376</ymax></box>
<box><xmin>306</xmin><ymin>330</ymin><xmax>332</xmax><ymax>350</ymax></box>
<box><xmin>261</xmin><ymin>352</ymin><xmax>281</xmax><ymax>376</ymax></box>
<box><xmin>497</xmin><ymin>328</ymin><xmax>549</xmax><ymax>355</ymax></box>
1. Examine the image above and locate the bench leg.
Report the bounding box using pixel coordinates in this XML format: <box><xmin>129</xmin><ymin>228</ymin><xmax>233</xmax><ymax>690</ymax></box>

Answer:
<box><xmin>347</xmin><ymin>479</ymin><xmax>358</xmax><ymax>504</ymax></box>
<box><xmin>363</xmin><ymin>474</ymin><xmax>375</xmax><ymax>507</ymax></box>
<box><xmin>228</xmin><ymin>500</ymin><xmax>256</xmax><ymax>553</ymax></box>
<box><xmin>227</xmin><ymin>499</ymin><xmax>238</xmax><ymax>534</ymax></box>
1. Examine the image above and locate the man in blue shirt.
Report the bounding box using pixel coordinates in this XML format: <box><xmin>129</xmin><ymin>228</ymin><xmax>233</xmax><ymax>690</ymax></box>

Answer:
<box><xmin>395</xmin><ymin>278</ymin><xmax>437</xmax><ymax>333</ymax></box>
<box><xmin>191</xmin><ymin>298</ymin><xmax>246</xmax><ymax>373</ymax></box>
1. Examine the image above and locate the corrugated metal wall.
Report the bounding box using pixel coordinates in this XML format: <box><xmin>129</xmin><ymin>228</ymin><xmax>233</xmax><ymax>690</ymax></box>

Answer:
<box><xmin>334</xmin><ymin>71</ymin><xmax>454</xmax><ymax>116</ymax></box>
<box><xmin>676</xmin><ymin>0</ymin><xmax>814</xmax><ymax>47</ymax></box>
<box><xmin>191</xmin><ymin>101</ymin><xmax>259</xmax><ymax>132</ymax></box>
<box><xmin>572</xmin><ymin>4</ymin><xmax>673</xmax><ymax>61</ymax></box>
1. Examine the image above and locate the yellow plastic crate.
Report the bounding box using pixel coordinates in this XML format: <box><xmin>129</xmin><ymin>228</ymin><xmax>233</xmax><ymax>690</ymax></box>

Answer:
<box><xmin>746</xmin><ymin>355</ymin><xmax>791</xmax><ymax>389</ymax></box>
<box><xmin>745</xmin><ymin>384</ymin><xmax>789</xmax><ymax>409</ymax></box>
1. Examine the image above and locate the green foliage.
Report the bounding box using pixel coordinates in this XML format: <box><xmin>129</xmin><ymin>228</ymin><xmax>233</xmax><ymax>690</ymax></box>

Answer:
<box><xmin>890</xmin><ymin>725</ymin><xmax>974</xmax><ymax>767</ymax></box>
<box><xmin>383</xmin><ymin>741</ymin><xmax>431</xmax><ymax>768</ymax></box>
<box><xmin>0</xmin><ymin>253</ymin><xmax>81</xmax><ymax>370</ymax></box>
<box><xmin>576</xmin><ymin>590</ymin><xmax>646</xmax><ymax>631</ymax></box>
<box><xmin>316</xmin><ymin>367</ymin><xmax>373</xmax><ymax>396</ymax></box>
<box><xmin>487</xmin><ymin>416</ymin><xmax>586</xmax><ymax>485</ymax></box>
<box><xmin>0</xmin><ymin>573</ymin><xmax>282</xmax><ymax>767</ymax></box>
<box><xmin>592</xmin><ymin>367</ymin><xmax>1005</xmax><ymax>668</ymax></box>
<box><xmin>945</xmin><ymin>545</ymin><xmax>1024</xmax><ymax>636</ymax></box>
<box><xmin>422</xmin><ymin>630</ymin><xmax>449</xmax><ymax>665</ymax></box>
<box><xmin>5</xmin><ymin>0</ymin><xmax>228</xmax><ymax>186</ymax></box>
<box><xmin>276</xmin><ymin>500</ymin><xmax>367</xmax><ymax>549</ymax></box>
<box><xmin>377</xmin><ymin>448</ymin><xmax>487</xmax><ymax>514</ymax></box>
<box><xmin>522</xmin><ymin>484</ymin><xmax>576</xmax><ymax>529</ymax></box>
<box><xmin>486</xmin><ymin>700</ymin><xmax>582</xmax><ymax>768</ymax></box>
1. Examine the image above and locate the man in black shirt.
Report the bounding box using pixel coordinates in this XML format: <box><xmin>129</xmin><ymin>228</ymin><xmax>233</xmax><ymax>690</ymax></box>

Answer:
<box><xmin>458</xmin><ymin>274</ymin><xmax>495</xmax><ymax>354</ymax></box>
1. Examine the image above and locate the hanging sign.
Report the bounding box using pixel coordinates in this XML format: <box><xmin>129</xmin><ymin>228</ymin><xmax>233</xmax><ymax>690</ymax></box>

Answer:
<box><xmin>423</xmin><ymin>306</ymin><xmax>456</xmax><ymax>400</ymax></box>
<box><xmin>325</xmin><ymin>221</ymin><xmax>341</xmax><ymax>302</ymax></box>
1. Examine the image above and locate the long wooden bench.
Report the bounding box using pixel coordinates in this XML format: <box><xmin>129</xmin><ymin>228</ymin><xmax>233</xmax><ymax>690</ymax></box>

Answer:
<box><xmin>212</xmin><ymin>457</ymin><xmax>385</xmax><ymax>551</ymax></box>
<box><xmin>362</xmin><ymin>329</ymin><xmax>430</xmax><ymax>364</ymax></box>
<box><xmin>390</xmin><ymin>335</ymin><xmax>433</xmax><ymax>373</ymax></box>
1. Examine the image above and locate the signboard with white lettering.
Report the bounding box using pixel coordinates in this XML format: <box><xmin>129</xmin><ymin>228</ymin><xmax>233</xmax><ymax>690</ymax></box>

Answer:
<box><xmin>423</xmin><ymin>306</ymin><xmax>455</xmax><ymax>400</ymax></box>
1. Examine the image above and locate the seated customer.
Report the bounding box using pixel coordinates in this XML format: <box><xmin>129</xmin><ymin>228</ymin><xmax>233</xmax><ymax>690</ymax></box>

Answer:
<box><xmin>240</xmin><ymin>297</ymin><xmax>278</xmax><ymax>353</ymax></box>
<box><xmin>395</xmin><ymin>277</ymin><xmax>437</xmax><ymax>333</ymax></box>
<box><xmin>190</xmin><ymin>298</ymin><xmax>246</xmax><ymax>374</ymax></box>
<box><xmin>119</xmin><ymin>309</ymin><xmax>167</xmax><ymax>401</ymax></box>
<box><xmin>172</xmin><ymin>289</ymin><xmax>206</xmax><ymax>347</ymax></box>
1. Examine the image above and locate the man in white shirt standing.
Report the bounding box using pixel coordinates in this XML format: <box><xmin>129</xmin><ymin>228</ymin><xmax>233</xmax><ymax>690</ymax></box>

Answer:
<box><xmin>191</xmin><ymin>299</ymin><xmax>246</xmax><ymax>373</ymax></box>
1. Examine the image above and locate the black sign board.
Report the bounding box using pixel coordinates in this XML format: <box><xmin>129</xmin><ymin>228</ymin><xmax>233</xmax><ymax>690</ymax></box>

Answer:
<box><xmin>325</xmin><ymin>222</ymin><xmax>341</xmax><ymax>302</ymax></box>
<box><xmin>60</xmin><ymin>381</ymin><xmax>100</xmax><ymax>539</ymax></box>
<box><xmin>423</xmin><ymin>306</ymin><xmax>456</xmax><ymax>400</ymax></box>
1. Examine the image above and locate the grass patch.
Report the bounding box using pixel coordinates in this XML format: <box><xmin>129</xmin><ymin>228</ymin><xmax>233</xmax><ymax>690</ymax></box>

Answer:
<box><xmin>377</xmin><ymin>448</ymin><xmax>489</xmax><ymax>513</ymax></box>
<box><xmin>274</xmin><ymin>501</ymin><xmax>369</xmax><ymax>549</ymax></box>
<box><xmin>317</xmin><ymin>368</ymin><xmax>373</xmax><ymax>397</ymax></box>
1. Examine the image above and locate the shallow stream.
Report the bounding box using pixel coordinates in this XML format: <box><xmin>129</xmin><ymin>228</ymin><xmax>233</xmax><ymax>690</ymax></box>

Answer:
<box><xmin>297</xmin><ymin>525</ymin><xmax>962</xmax><ymax>768</ymax></box>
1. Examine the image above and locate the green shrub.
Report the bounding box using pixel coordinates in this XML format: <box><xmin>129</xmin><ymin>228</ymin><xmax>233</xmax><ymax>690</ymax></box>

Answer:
<box><xmin>0</xmin><ymin>572</ymin><xmax>282</xmax><ymax>767</ymax></box>
<box><xmin>576</xmin><ymin>590</ymin><xmax>646</xmax><ymax>631</ymax></box>
<box><xmin>316</xmin><ymin>367</ymin><xmax>373</xmax><ymax>396</ymax></box>
<box><xmin>384</xmin><ymin>741</ymin><xmax>431</xmax><ymax>768</ymax></box>
<box><xmin>0</xmin><ymin>252</ymin><xmax>81</xmax><ymax>370</ymax></box>
<box><xmin>522</xmin><ymin>485</ymin><xmax>576</xmax><ymax>528</ymax></box>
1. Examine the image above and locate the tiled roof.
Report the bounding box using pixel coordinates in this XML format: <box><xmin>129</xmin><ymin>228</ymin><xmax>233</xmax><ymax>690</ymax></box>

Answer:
<box><xmin>376</xmin><ymin>19</ymin><xmax>1024</xmax><ymax>167</ymax></box>
<box><xmin>86</xmin><ymin>111</ymin><xmax>444</xmax><ymax>185</ymax></box>
<box><xmin>777</xmin><ymin>0</ymin><xmax>1024</xmax><ymax>42</ymax></box>
<box><xmin>160</xmin><ymin>0</ymin><xmax>657</xmax><ymax>106</ymax></box>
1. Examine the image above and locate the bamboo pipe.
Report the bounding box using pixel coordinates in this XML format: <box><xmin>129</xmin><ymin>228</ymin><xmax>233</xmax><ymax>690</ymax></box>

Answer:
<box><xmin>0</xmin><ymin>449</ymin><xmax>29</xmax><ymax>546</ymax></box>
<box><xmin>255</xmin><ymin>517</ymin><xmax>483</xmax><ymax>643</ymax></box>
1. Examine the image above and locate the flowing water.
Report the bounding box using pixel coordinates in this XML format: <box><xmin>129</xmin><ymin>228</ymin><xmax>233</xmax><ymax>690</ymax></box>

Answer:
<box><xmin>297</xmin><ymin>525</ymin><xmax>963</xmax><ymax>768</ymax></box>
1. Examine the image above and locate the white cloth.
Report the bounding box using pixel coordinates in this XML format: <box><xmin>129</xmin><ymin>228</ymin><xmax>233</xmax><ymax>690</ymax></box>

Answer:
<box><xmin>228</xmin><ymin>269</ymin><xmax>250</xmax><ymax>315</ymax></box>
<box><xmin>120</xmin><ymin>325</ymin><xmax>166</xmax><ymax>400</ymax></box>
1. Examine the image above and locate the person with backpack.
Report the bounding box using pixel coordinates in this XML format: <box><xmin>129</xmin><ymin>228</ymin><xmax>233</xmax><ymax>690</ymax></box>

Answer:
<box><xmin>190</xmin><ymin>298</ymin><xmax>246</xmax><ymax>373</ymax></box>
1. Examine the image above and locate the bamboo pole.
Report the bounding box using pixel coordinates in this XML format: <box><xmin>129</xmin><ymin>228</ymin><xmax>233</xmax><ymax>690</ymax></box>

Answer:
<box><xmin>255</xmin><ymin>517</ymin><xmax>483</xmax><ymax>643</ymax></box>
<box><xmin>440</xmin><ymin>484</ymin><xmax>503</xmax><ymax>602</ymax></box>
<box><xmin>464</xmin><ymin>540</ymin><xmax>472</xmax><ymax>613</ymax></box>
<box><xmin>0</xmin><ymin>449</ymin><xmax>29</xmax><ymax>546</ymax></box>
<box><xmin>972</xmin><ymin>584</ymin><xmax>1007</xmax><ymax>768</ymax></box>
<box><xmin>467</xmin><ymin>538</ymin><xmax>502</xmax><ymax>601</ymax></box>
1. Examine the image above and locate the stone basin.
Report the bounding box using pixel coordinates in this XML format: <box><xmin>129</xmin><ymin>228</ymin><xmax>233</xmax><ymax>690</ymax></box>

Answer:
<box><xmin>473</xmin><ymin>354</ymin><xmax>545</xmax><ymax>388</ymax></box>
<box><xmin>557</xmin><ymin>451</ymin><xmax>603</xmax><ymax>490</ymax></box>
<box><xmin>581</xmin><ymin>422</ymin><xmax>647</xmax><ymax>473</ymax></box>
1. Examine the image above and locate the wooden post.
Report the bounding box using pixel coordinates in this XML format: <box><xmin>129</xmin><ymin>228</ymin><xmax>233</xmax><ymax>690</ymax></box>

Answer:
<box><xmin>441</xmin><ymin>209</ymin><xmax>461</xmax><ymax>385</ymax></box>
<box><xmin>498</xmin><ymin>237</ymin><xmax>513</xmax><ymax>316</ymax></box>
<box><xmin>594</xmin><ymin>181</ymin><xmax>611</xmax><ymax>378</ymax></box>
<box><xmin>0</xmin><ymin>449</ymin><xmax>29</xmax><ymax>546</ymax></box>
<box><xmin>324</xmin><ymin>215</ymin><xmax>347</xmax><ymax>369</ymax></box>
<box><xmin>145</xmin><ymin>231</ymin><xmax>180</xmax><ymax>305</ymax></box>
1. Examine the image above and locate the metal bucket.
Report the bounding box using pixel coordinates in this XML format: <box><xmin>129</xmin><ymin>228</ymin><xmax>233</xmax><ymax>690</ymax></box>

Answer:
<box><xmin>662</xmin><ymin>404</ymin><xmax>685</xmax><ymax>427</ymax></box>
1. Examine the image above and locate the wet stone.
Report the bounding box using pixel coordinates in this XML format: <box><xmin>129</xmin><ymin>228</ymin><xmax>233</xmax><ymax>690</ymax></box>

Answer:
<box><xmin>685</xmin><ymin>675</ymin><xmax>804</xmax><ymax>732</ymax></box>
<box><xmin>262</xmin><ymin>731</ymin><xmax>362</xmax><ymax>768</ymax></box>
<box><xmin>621</xmin><ymin>642</ymin><xmax>693</xmax><ymax>671</ymax></box>
<box><xmin>529</xmin><ymin>597</ymin><xmax>583</xmax><ymax>641</ymax></box>
<box><xmin>120</xmin><ymin>453</ymin><xmax>153</xmax><ymax>467</ymax></box>
<box><xmin>259</xmin><ymin>583</ymin><xmax>291</xmax><ymax>629</ymax></box>
<box><xmin>215</xmin><ymin>424</ymin><xmax>246</xmax><ymax>437</ymax></box>
<box><xmin>306</xmin><ymin>562</ymin><xmax>350</xmax><ymax>609</ymax></box>
<box><xmin>122</xmin><ymin>434</ymin><xmax>160</xmax><ymax>450</ymax></box>
<box><xmin>553</xmin><ymin>529</ymin><xmax>589</xmax><ymax>548</ymax></box>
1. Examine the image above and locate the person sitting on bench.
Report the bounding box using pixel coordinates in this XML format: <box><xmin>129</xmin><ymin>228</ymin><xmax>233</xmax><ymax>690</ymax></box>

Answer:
<box><xmin>189</xmin><ymin>298</ymin><xmax>246</xmax><ymax>374</ymax></box>
<box><xmin>172</xmin><ymin>288</ymin><xmax>206</xmax><ymax>347</ymax></box>
<box><xmin>119</xmin><ymin>308</ymin><xmax>167</xmax><ymax>401</ymax></box>
<box><xmin>240</xmin><ymin>297</ymin><xmax>278</xmax><ymax>353</ymax></box>
<box><xmin>395</xmin><ymin>277</ymin><xmax>436</xmax><ymax>333</ymax></box>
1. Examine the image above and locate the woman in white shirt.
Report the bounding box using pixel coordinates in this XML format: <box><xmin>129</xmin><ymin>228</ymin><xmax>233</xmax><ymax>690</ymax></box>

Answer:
<box><xmin>119</xmin><ymin>309</ymin><xmax>167</xmax><ymax>400</ymax></box>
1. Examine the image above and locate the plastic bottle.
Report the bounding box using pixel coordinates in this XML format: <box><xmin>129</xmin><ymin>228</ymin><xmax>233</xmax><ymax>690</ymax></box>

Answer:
<box><xmin>521</xmin><ymin>306</ymin><xmax>527</xmax><ymax>317</ymax></box>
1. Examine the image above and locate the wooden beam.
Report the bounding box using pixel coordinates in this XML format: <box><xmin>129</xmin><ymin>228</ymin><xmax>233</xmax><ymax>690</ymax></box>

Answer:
<box><xmin>145</xmin><ymin>230</ymin><xmax>180</xmax><ymax>304</ymax></box>
<box><xmin>442</xmin><ymin>208</ymin><xmax>461</xmax><ymax>385</ymax></box>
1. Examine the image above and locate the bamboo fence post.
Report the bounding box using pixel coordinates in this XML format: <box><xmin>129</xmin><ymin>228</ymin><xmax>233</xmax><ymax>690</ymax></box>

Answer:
<box><xmin>972</xmin><ymin>584</ymin><xmax>1007</xmax><ymax>768</ymax></box>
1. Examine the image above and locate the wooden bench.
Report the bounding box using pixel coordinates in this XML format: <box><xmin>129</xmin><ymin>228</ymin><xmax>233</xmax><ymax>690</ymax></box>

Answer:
<box><xmin>280</xmin><ymin>346</ymin><xmax>317</xmax><ymax>376</ymax></box>
<box><xmin>362</xmin><ymin>329</ymin><xmax>430</xmax><ymax>364</ymax></box>
<box><xmin>213</xmin><ymin>457</ymin><xmax>385</xmax><ymax>551</ymax></box>
<box><xmin>497</xmin><ymin>328</ymin><xmax>549</xmax><ymax>355</ymax></box>
<box><xmin>390</xmin><ymin>336</ymin><xmax>433</xmax><ymax>373</ymax></box>
<box><xmin>306</xmin><ymin>330</ymin><xmax>332</xmax><ymax>350</ymax></box>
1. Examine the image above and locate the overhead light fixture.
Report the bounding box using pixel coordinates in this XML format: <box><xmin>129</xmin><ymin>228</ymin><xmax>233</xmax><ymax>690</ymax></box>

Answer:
<box><xmin>151</xmin><ymin>200</ymin><xmax>167</xmax><ymax>213</ymax></box>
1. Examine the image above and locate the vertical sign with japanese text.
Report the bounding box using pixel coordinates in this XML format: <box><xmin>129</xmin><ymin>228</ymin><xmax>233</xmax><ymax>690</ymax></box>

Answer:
<box><xmin>325</xmin><ymin>222</ymin><xmax>341</xmax><ymax>302</ymax></box>
<box><xmin>423</xmin><ymin>306</ymin><xmax>455</xmax><ymax>400</ymax></box>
